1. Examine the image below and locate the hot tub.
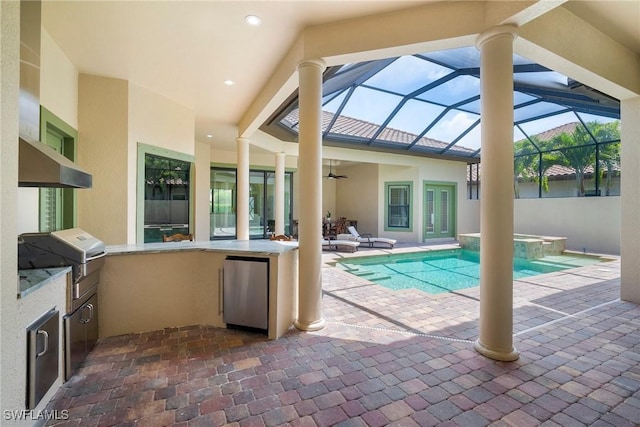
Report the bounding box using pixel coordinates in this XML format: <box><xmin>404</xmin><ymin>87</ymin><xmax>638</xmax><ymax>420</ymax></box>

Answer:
<box><xmin>457</xmin><ymin>233</ymin><xmax>567</xmax><ymax>259</ymax></box>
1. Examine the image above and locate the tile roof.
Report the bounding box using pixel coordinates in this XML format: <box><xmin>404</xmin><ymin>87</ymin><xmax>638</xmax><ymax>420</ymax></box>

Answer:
<box><xmin>531</xmin><ymin>122</ymin><xmax>580</xmax><ymax>141</ymax></box>
<box><xmin>283</xmin><ymin>110</ymin><xmax>476</xmax><ymax>154</ymax></box>
<box><xmin>282</xmin><ymin>110</ymin><xmax>619</xmax><ymax>182</ymax></box>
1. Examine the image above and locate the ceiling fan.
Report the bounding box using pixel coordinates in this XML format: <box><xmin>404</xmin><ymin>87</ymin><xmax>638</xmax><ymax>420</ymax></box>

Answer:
<box><xmin>324</xmin><ymin>159</ymin><xmax>348</xmax><ymax>180</ymax></box>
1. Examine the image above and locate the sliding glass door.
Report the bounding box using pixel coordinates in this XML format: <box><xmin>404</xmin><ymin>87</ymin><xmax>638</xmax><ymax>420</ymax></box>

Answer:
<box><xmin>211</xmin><ymin>167</ymin><xmax>293</xmax><ymax>240</ymax></box>
<box><xmin>210</xmin><ymin>168</ymin><xmax>237</xmax><ymax>239</ymax></box>
<box><xmin>249</xmin><ymin>171</ymin><xmax>267</xmax><ymax>238</ymax></box>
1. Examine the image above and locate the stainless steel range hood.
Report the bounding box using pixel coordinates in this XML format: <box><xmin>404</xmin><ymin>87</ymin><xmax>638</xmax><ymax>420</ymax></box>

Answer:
<box><xmin>19</xmin><ymin>138</ymin><xmax>93</xmax><ymax>188</ymax></box>
<box><xmin>18</xmin><ymin>0</ymin><xmax>92</xmax><ymax>189</ymax></box>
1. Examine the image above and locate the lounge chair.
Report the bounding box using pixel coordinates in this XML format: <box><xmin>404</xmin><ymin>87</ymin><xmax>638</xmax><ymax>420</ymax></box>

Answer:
<box><xmin>322</xmin><ymin>236</ymin><xmax>360</xmax><ymax>252</ymax></box>
<box><xmin>338</xmin><ymin>226</ymin><xmax>397</xmax><ymax>248</ymax></box>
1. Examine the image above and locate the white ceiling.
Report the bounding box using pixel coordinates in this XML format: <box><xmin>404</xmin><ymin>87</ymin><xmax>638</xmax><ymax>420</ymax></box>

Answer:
<box><xmin>42</xmin><ymin>1</ymin><xmax>639</xmax><ymax>152</ymax></box>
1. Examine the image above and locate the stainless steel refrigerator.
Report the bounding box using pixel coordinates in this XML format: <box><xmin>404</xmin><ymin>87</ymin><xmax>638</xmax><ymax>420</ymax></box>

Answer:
<box><xmin>223</xmin><ymin>257</ymin><xmax>269</xmax><ymax>332</ymax></box>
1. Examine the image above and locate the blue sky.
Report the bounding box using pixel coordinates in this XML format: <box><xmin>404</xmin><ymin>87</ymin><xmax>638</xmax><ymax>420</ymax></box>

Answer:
<box><xmin>319</xmin><ymin>48</ymin><xmax>618</xmax><ymax>152</ymax></box>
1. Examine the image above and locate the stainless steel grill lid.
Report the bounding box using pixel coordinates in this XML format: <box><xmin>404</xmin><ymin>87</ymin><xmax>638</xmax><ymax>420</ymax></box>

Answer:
<box><xmin>18</xmin><ymin>228</ymin><xmax>105</xmax><ymax>269</ymax></box>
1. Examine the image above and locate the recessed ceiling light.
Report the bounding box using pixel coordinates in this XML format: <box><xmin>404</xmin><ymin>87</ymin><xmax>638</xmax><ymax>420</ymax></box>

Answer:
<box><xmin>224</xmin><ymin>80</ymin><xmax>235</xmax><ymax>86</ymax></box>
<box><xmin>207</xmin><ymin>134</ymin><xmax>213</xmax><ymax>138</ymax></box>
<box><xmin>245</xmin><ymin>15</ymin><xmax>261</xmax><ymax>26</ymax></box>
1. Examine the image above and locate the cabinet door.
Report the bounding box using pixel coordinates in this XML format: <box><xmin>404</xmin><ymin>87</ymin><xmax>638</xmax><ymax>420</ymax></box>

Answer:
<box><xmin>223</xmin><ymin>258</ymin><xmax>268</xmax><ymax>330</ymax></box>
<box><xmin>65</xmin><ymin>293</ymin><xmax>99</xmax><ymax>381</ymax></box>
<box><xmin>27</xmin><ymin>310</ymin><xmax>59</xmax><ymax>409</ymax></box>
<box><xmin>85</xmin><ymin>293</ymin><xmax>99</xmax><ymax>354</ymax></box>
<box><xmin>64</xmin><ymin>307</ymin><xmax>86</xmax><ymax>381</ymax></box>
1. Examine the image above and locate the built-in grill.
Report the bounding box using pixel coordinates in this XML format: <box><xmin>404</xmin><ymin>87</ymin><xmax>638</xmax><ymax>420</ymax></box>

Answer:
<box><xmin>18</xmin><ymin>228</ymin><xmax>105</xmax><ymax>380</ymax></box>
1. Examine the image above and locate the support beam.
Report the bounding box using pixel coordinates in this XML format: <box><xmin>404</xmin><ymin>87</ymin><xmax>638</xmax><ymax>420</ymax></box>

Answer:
<box><xmin>474</xmin><ymin>25</ymin><xmax>520</xmax><ymax>362</ymax></box>
<box><xmin>621</xmin><ymin>96</ymin><xmax>640</xmax><ymax>303</ymax></box>
<box><xmin>275</xmin><ymin>152</ymin><xmax>286</xmax><ymax>236</ymax></box>
<box><xmin>236</xmin><ymin>137</ymin><xmax>250</xmax><ymax>240</ymax></box>
<box><xmin>295</xmin><ymin>58</ymin><xmax>326</xmax><ymax>332</ymax></box>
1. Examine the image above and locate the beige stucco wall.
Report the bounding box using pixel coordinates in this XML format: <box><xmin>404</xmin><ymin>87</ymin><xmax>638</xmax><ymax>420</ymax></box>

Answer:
<box><xmin>621</xmin><ymin>97</ymin><xmax>640</xmax><ymax>302</ymax></box>
<box><xmin>40</xmin><ymin>29</ymin><xmax>77</xmax><ymax>129</ymax></box>
<box><xmin>458</xmin><ymin>195</ymin><xmax>619</xmax><ymax>255</ymax></box>
<box><xmin>194</xmin><ymin>141</ymin><xmax>211</xmax><ymax>240</ymax></box>
<box><xmin>16</xmin><ymin>189</ymin><xmax>39</xmax><ymax>234</ymax></box>
<box><xmin>514</xmin><ymin>197</ymin><xmax>621</xmax><ymax>255</ymax></box>
<box><xmin>128</xmin><ymin>84</ymin><xmax>195</xmax><ymax>156</ymax></box>
<box><xmin>1</xmin><ymin>3</ymin><xmax>69</xmax><ymax>420</ymax></box>
<box><xmin>100</xmin><ymin>250</ymin><xmax>297</xmax><ymax>340</ymax></box>
<box><xmin>517</xmin><ymin>177</ymin><xmax>621</xmax><ymax>198</ymax></box>
<box><xmin>100</xmin><ymin>252</ymin><xmax>222</xmax><ymax>337</ymax></box>
<box><xmin>211</xmin><ymin>146</ymin><xmax>298</xmax><ymax>170</ymax></box>
<box><xmin>78</xmin><ymin>75</ymin><xmax>129</xmax><ymax>244</ymax></box>
<box><xmin>460</xmin><ymin>199</ymin><xmax>480</xmax><ymax>236</ymax></box>
<box><xmin>335</xmin><ymin>163</ymin><xmax>379</xmax><ymax>235</ymax></box>
<box><xmin>1</xmin><ymin>0</ymin><xmax>21</xmax><ymax>415</ymax></box>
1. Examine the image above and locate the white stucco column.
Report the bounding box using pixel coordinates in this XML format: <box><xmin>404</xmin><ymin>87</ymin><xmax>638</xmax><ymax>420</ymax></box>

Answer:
<box><xmin>474</xmin><ymin>25</ymin><xmax>520</xmax><ymax>361</ymax></box>
<box><xmin>620</xmin><ymin>96</ymin><xmax>640</xmax><ymax>303</ymax></box>
<box><xmin>275</xmin><ymin>152</ymin><xmax>286</xmax><ymax>235</ymax></box>
<box><xmin>295</xmin><ymin>58</ymin><xmax>326</xmax><ymax>332</ymax></box>
<box><xmin>236</xmin><ymin>137</ymin><xmax>250</xmax><ymax>240</ymax></box>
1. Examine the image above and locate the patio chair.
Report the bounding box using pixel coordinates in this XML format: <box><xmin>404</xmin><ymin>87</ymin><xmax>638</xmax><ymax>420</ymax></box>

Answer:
<box><xmin>270</xmin><ymin>234</ymin><xmax>292</xmax><ymax>241</ymax></box>
<box><xmin>338</xmin><ymin>225</ymin><xmax>397</xmax><ymax>248</ymax></box>
<box><xmin>322</xmin><ymin>235</ymin><xmax>360</xmax><ymax>252</ymax></box>
<box><xmin>162</xmin><ymin>233</ymin><xmax>193</xmax><ymax>242</ymax></box>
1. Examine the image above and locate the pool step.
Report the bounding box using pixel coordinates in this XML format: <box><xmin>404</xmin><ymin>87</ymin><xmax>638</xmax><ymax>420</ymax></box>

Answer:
<box><xmin>341</xmin><ymin>267</ymin><xmax>378</xmax><ymax>278</ymax></box>
<box><xmin>342</xmin><ymin>268</ymin><xmax>391</xmax><ymax>282</ymax></box>
<box><xmin>347</xmin><ymin>269</ymin><xmax>374</xmax><ymax>277</ymax></box>
<box><xmin>370</xmin><ymin>275</ymin><xmax>391</xmax><ymax>281</ymax></box>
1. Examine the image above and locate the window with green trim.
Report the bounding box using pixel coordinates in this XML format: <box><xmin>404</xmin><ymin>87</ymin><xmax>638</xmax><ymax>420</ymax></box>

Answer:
<box><xmin>39</xmin><ymin>107</ymin><xmax>78</xmax><ymax>232</ymax></box>
<box><xmin>143</xmin><ymin>153</ymin><xmax>191</xmax><ymax>242</ymax></box>
<box><xmin>387</xmin><ymin>183</ymin><xmax>411</xmax><ymax>229</ymax></box>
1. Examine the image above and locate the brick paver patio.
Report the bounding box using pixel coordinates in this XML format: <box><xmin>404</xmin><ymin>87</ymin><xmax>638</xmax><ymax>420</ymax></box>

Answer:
<box><xmin>45</xmin><ymin>245</ymin><xmax>640</xmax><ymax>426</ymax></box>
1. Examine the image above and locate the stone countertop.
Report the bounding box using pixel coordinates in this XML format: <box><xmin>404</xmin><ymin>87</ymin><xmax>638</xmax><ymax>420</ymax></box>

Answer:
<box><xmin>18</xmin><ymin>267</ymin><xmax>70</xmax><ymax>299</ymax></box>
<box><xmin>106</xmin><ymin>239</ymin><xmax>299</xmax><ymax>256</ymax></box>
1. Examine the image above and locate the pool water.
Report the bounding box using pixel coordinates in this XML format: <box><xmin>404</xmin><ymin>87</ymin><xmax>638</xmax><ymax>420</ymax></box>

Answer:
<box><xmin>335</xmin><ymin>249</ymin><xmax>604</xmax><ymax>294</ymax></box>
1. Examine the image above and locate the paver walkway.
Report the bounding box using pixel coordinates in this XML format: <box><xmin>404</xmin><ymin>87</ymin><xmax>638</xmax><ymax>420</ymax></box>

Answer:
<box><xmin>45</xmin><ymin>246</ymin><xmax>640</xmax><ymax>426</ymax></box>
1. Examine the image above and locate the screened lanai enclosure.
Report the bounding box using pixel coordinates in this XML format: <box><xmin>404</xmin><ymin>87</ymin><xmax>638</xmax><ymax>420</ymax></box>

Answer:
<box><xmin>263</xmin><ymin>46</ymin><xmax>621</xmax><ymax>199</ymax></box>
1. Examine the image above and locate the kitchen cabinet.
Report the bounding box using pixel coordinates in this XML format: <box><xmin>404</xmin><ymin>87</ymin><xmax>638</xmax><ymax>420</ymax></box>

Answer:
<box><xmin>64</xmin><ymin>293</ymin><xmax>98</xmax><ymax>380</ymax></box>
<box><xmin>99</xmin><ymin>240</ymin><xmax>298</xmax><ymax>340</ymax></box>
<box><xmin>27</xmin><ymin>308</ymin><xmax>59</xmax><ymax>410</ymax></box>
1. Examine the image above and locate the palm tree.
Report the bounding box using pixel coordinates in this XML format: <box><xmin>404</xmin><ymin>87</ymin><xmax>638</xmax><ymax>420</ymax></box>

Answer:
<box><xmin>591</xmin><ymin>121</ymin><xmax>621</xmax><ymax>195</ymax></box>
<box><xmin>513</xmin><ymin>138</ymin><xmax>542</xmax><ymax>198</ymax></box>
<box><xmin>512</xmin><ymin>120</ymin><xmax>620</xmax><ymax>198</ymax></box>
<box><xmin>550</xmin><ymin>121</ymin><xmax>620</xmax><ymax>196</ymax></box>
<box><xmin>552</xmin><ymin>127</ymin><xmax>596</xmax><ymax>196</ymax></box>
<box><xmin>599</xmin><ymin>141</ymin><xmax>621</xmax><ymax>195</ymax></box>
<box><xmin>514</xmin><ymin>136</ymin><xmax>557</xmax><ymax>198</ymax></box>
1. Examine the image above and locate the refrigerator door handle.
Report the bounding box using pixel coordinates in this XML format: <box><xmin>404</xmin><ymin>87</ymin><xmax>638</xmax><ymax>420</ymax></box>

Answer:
<box><xmin>36</xmin><ymin>330</ymin><xmax>49</xmax><ymax>357</ymax></box>
<box><xmin>86</xmin><ymin>303</ymin><xmax>94</xmax><ymax>321</ymax></box>
<box><xmin>218</xmin><ymin>268</ymin><xmax>224</xmax><ymax>315</ymax></box>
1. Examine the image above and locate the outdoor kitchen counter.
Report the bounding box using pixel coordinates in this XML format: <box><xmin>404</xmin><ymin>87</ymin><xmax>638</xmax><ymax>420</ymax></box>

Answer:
<box><xmin>18</xmin><ymin>267</ymin><xmax>71</xmax><ymax>299</ymax></box>
<box><xmin>105</xmin><ymin>239</ymin><xmax>298</xmax><ymax>256</ymax></box>
<box><xmin>100</xmin><ymin>240</ymin><xmax>298</xmax><ymax>340</ymax></box>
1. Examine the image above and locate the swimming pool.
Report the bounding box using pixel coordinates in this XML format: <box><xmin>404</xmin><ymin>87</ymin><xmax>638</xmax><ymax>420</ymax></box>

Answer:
<box><xmin>335</xmin><ymin>249</ymin><xmax>604</xmax><ymax>294</ymax></box>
